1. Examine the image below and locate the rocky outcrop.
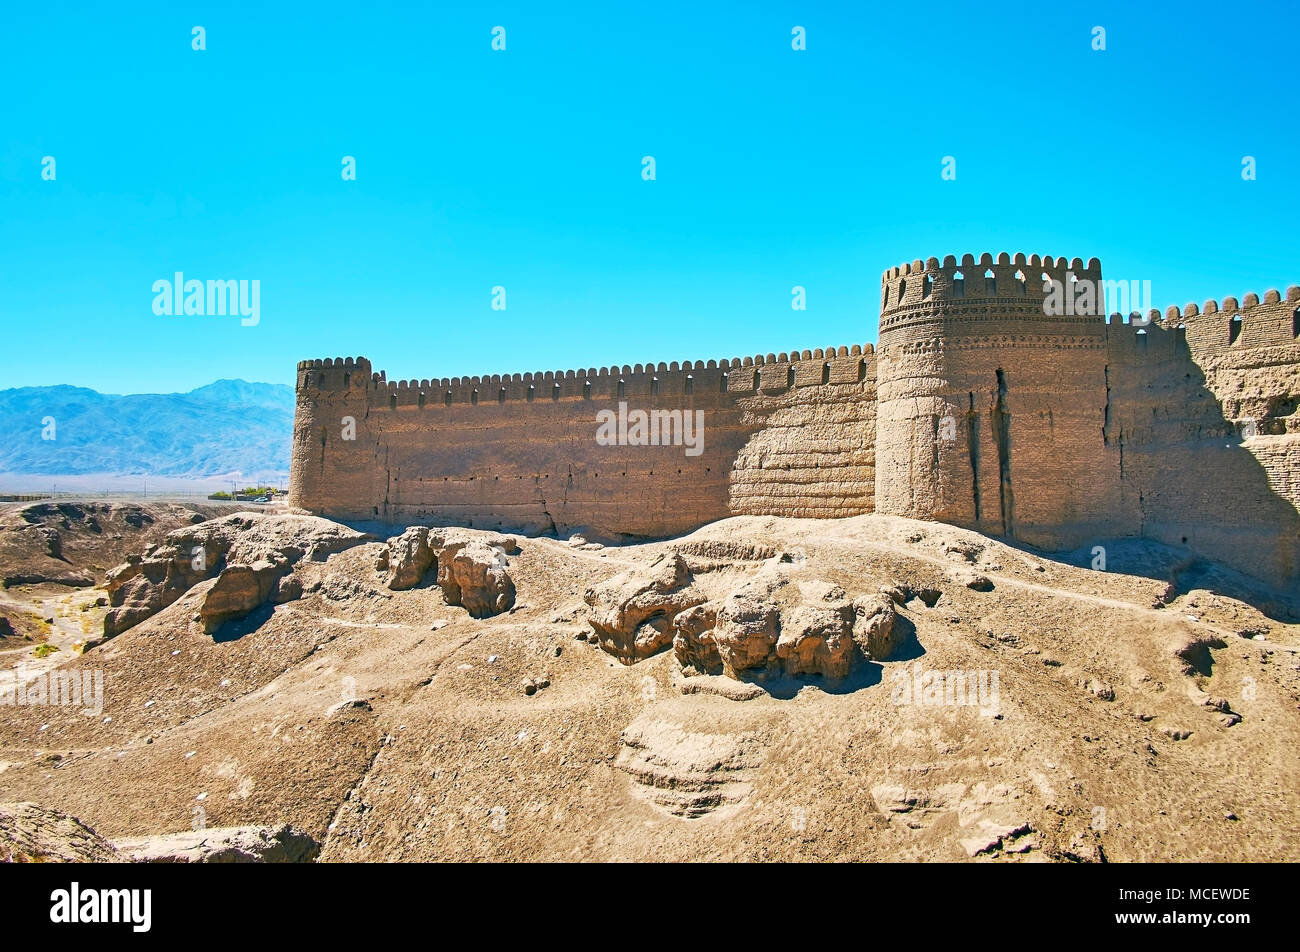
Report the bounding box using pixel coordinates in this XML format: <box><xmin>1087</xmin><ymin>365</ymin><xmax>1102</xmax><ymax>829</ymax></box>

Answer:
<box><xmin>672</xmin><ymin>540</ymin><xmax>778</xmax><ymax>563</ymax></box>
<box><xmin>116</xmin><ymin>824</ymin><xmax>320</xmax><ymax>863</ymax></box>
<box><xmin>776</xmin><ymin>603</ymin><xmax>856</xmax><ymax>678</ymax></box>
<box><xmin>852</xmin><ymin>595</ymin><xmax>900</xmax><ymax>661</ymax></box>
<box><xmin>198</xmin><ymin>557</ymin><xmax>290</xmax><ymax>633</ymax></box>
<box><xmin>437</xmin><ymin>540</ymin><xmax>516</xmax><ymax>618</ymax></box>
<box><xmin>0</xmin><ymin>802</ymin><xmax>322</xmax><ymax>864</ymax></box>
<box><xmin>1172</xmin><ymin>632</ymin><xmax>1228</xmax><ymax>677</ymax></box>
<box><xmin>0</xmin><ymin>802</ymin><xmax>122</xmax><ymax>863</ymax></box>
<box><xmin>713</xmin><ymin>576</ymin><xmax>786</xmax><ymax>677</ymax></box>
<box><xmin>672</xmin><ymin>603</ymin><xmax>720</xmax><ymax>674</ymax></box>
<box><xmin>103</xmin><ymin>513</ymin><xmax>369</xmax><ymax>637</ymax></box>
<box><xmin>615</xmin><ymin>717</ymin><xmax>762</xmax><ymax>818</ymax></box>
<box><xmin>664</xmin><ymin>571</ymin><xmax>903</xmax><ymax>682</ymax></box>
<box><xmin>380</xmin><ymin>526</ymin><xmax>437</xmax><ymax>590</ymax></box>
<box><xmin>374</xmin><ymin>527</ymin><xmax>517</xmax><ymax>616</ymax></box>
<box><xmin>22</xmin><ymin>524</ymin><xmax>62</xmax><ymax>560</ymax></box>
<box><xmin>585</xmin><ymin>553</ymin><xmax>704</xmax><ymax>663</ymax></box>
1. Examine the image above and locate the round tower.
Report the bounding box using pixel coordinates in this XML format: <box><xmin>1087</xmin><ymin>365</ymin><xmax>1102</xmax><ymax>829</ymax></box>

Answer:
<box><xmin>873</xmin><ymin>252</ymin><xmax>1122</xmax><ymax>548</ymax></box>
<box><xmin>289</xmin><ymin>356</ymin><xmax>378</xmax><ymax>518</ymax></box>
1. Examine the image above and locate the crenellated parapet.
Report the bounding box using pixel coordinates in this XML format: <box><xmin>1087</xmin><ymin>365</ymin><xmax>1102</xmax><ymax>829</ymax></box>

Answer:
<box><xmin>297</xmin><ymin>344</ymin><xmax>878</xmax><ymax>409</ymax></box>
<box><xmin>877</xmin><ymin>252</ymin><xmax>1106</xmax><ymax>346</ymax></box>
<box><xmin>1100</xmin><ymin>284</ymin><xmax>1300</xmax><ymax>367</ymax></box>
<box><xmin>296</xmin><ymin>356</ymin><xmax>372</xmax><ymax>392</ymax></box>
<box><xmin>1154</xmin><ymin>285</ymin><xmax>1300</xmax><ymax>353</ymax></box>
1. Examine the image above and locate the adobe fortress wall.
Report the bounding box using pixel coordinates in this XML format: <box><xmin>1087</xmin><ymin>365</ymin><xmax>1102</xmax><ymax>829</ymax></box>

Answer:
<box><xmin>1105</xmin><ymin>288</ymin><xmax>1300</xmax><ymax>583</ymax></box>
<box><xmin>289</xmin><ymin>253</ymin><xmax>1300</xmax><ymax>586</ymax></box>
<box><xmin>289</xmin><ymin>346</ymin><xmax>879</xmax><ymax>540</ymax></box>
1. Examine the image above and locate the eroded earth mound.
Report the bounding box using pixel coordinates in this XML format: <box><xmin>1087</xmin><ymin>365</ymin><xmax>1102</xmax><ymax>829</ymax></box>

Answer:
<box><xmin>1</xmin><ymin>506</ymin><xmax>1298</xmax><ymax>862</ymax></box>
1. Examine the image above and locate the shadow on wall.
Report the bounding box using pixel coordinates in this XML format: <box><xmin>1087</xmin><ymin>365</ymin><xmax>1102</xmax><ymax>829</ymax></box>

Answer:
<box><xmin>1117</xmin><ymin>324</ymin><xmax>1298</xmax><ymax>592</ymax></box>
<box><xmin>1051</xmin><ymin>321</ymin><xmax>1300</xmax><ymax>619</ymax></box>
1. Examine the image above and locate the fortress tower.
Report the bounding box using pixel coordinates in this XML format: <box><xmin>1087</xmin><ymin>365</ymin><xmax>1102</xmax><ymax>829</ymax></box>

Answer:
<box><xmin>874</xmin><ymin>253</ymin><xmax>1125</xmax><ymax>548</ymax></box>
<box><xmin>290</xmin><ymin>357</ymin><xmax>378</xmax><ymax>517</ymax></box>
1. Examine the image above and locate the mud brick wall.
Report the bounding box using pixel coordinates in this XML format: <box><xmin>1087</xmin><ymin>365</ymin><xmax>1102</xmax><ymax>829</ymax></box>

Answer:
<box><xmin>290</xmin><ymin>254</ymin><xmax>1300</xmax><ymax>585</ymax></box>
<box><xmin>290</xmin><ymin>347</ymin><xmax>878</xmax><ymax>540</ymax></box>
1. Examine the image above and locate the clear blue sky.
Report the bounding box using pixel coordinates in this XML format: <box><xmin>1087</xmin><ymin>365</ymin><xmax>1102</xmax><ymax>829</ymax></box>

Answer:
<box><xmin>2</xmin><ymin>0</ymin><xmax>1296</xmax><ymax>393</ymax></box>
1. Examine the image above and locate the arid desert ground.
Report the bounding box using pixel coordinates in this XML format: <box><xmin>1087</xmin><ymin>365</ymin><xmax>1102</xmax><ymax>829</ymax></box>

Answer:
<box><xmin>1</xmin><ymin>500</ymin><xmax>1297</xmax><ymax>862</ymax></box>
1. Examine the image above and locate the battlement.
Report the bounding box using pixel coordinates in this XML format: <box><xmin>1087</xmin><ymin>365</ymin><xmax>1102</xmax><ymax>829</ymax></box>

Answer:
<box><xmin>879</xmin><ymin>252</ymin><xmax>1103</xmax><ymax>310</ymax></box>
<box><xmin>1154</xmin><ymin>284</ymin><xmax>1300</xmax><ymax>353</ymax></box>
<box><xmin>297</xmin><ymin>356</ymin><xmax>372</xmax><ymax>373</ymax></box>
<box><xmin>876</xmin><ymin>253</ymin><xmax>1108</xmax><ymax>346</ymax></box>
<box><xmin>1098</xmin><ymin>286</ymin><xmax>1300</xmax><ymax>353</ymax></box>
<box><xmin>296</xmin><ymin>356</ymin><xmax>373</xmax><ymax>392</ymax></box>
<box><xmin>296</xmin><ymin>344</ymin><xmax>878</xmax><ymax>406</ymax></box>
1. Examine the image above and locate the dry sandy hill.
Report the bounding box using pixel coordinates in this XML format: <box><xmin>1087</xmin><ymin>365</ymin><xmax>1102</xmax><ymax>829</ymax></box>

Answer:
<box><xmin>0</xmin><ymin>500</ymin><xmax>238</xmax><ymax>588</ymax></box>
<box><xmin>0</xmin><ymin>500</ymin><xmax>239</xmax><ymax>662</ymax></box>
<box><xmin>0</xmin><ymin>509</ymin><xmax>1296</xmax><ymax>862</ymax></box>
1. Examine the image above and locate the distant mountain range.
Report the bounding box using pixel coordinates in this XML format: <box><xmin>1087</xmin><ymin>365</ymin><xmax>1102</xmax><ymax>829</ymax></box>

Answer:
<box><xmin>0</xmin><ymin>380</ymin><xmax>294</xmax><ymax>480</ymax></box>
